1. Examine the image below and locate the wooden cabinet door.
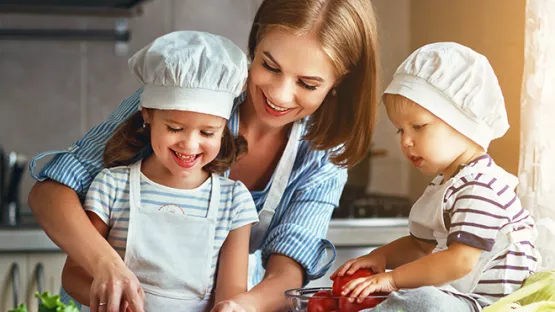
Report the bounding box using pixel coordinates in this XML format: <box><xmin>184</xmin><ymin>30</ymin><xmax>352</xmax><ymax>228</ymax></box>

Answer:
<box><xmin>0</xmin><ymin>254</ymin><xmax>28</xmax><ymax>311</ymax></box>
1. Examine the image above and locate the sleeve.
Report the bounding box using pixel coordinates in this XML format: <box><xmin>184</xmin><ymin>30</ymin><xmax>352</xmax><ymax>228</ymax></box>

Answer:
<box><xmin>409</xmin><ymin>222</ymin><xmax>438</xmax><ymax>245</ymax></box>
<box><xmin>230</xmin><ymin>181</ymin><xmax>259</xmax><ymax>230</ymax></box>
<box><xmin>446</xmin><ymin>177</ymin><xmax>511</xmax><ymax>252</ymax></box>
<box><xmin>83</xmin><ymin>169</ymin><xmax>118</xmax><ymax>225</ymax></box>
<box><xmin>28</xmin><ymin>89</ymin><xmax>142</xmax><ymax>198</ymax></box>
<box><xmin>261</xmin><ymin>158</ymin><xmax>348</xmax><ymax>282</ymax></box>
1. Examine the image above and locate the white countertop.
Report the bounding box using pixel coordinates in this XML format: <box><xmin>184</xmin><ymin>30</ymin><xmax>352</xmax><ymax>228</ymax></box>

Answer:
<box><xmin>0</xmin><ymin>218</ymin><xmax>409</xmax><ymax>252</ymax></box>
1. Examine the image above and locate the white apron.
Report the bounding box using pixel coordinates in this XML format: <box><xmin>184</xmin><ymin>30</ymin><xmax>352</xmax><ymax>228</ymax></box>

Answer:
<box><xmin>409</xmin><ymin>165</ymin><xmax>539</xmax><ymax>308</ymax></box>
<box><xmin>247</xmin><ymin>120</ymin><xmax>302</xmax><ymax>289</ymax></box>
<box><xmin>125</xmin><ymin>160</ymin><xmax>220</xmax><ymax>312</ymax></box>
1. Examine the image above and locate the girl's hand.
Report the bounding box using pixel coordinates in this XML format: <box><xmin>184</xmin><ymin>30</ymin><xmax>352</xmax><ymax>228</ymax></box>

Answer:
<box><xmin>341</xmin><ymin>272</ymin><xmax>398</xmax><ymax>302</ymax></box>
<box><xmin>89</xmin><ymin>261</ymin><xmax>145</xmax><ymax>312</ymax></box>
<box><xmin>330</xmin><ymin>252</ymin><xmax>386</xmax><ymax>280</ymax></box>
<box><xmin>210</xmin><ymin>300</ymin><xmax>250</xmax><ymax>312</ymax></box>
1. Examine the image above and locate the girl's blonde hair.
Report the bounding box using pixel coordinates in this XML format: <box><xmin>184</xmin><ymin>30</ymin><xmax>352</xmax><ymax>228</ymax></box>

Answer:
<box><xmin>103</xmin><ymin>111</ymin><xmax>247</xmax><ymax>174</ymax></box>
<box><xmin>248</xmin><ymin>0</ymin><xmax>381</xmax><ymax>168</ymax></box>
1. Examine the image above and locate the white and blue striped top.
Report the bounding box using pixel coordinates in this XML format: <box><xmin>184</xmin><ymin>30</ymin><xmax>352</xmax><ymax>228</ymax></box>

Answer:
<box><xmin>85</xmin><ymin>165</ymin><xmax>259</xmax><ymax>292</ymax></box>
<box><xmin>30</xmin><ymin>88</ymin><xmax>348</xmax><ymax>282</ymax></box>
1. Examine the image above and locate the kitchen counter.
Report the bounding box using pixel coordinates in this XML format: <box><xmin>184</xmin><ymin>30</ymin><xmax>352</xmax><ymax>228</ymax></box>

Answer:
<box><xmin>327</xmin><ymin>218</ymin><xmax>409</xmax><ymax>246</ymax></box>
<box><xmin>0</xmin><ymin>218</ymin><xmax>409</xmax><ymax>252</ymax></box>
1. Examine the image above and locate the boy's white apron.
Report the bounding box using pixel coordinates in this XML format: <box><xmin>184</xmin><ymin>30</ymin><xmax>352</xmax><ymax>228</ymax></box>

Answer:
<box><xmin>409</xmin><ymin>165</ymin><xmax>540</xmax><ymax>309</ymax></box>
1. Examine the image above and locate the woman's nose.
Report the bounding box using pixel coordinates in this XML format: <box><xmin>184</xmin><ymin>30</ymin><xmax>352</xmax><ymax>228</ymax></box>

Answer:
<box><xmin>268</xmin><ymin>77</ymin><xmax>295</xmax><ymax>105</ymax></box>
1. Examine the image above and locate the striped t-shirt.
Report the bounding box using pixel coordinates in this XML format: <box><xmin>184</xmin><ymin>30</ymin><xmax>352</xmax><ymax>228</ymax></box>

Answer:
<box><xmin>84</xmin><ymin>165</ymin><xmax>259</xmax><ymax>293</ymax></box>
<box><xmin>410</xmin><ymin>155</ymin><xmax>538</xmax><ymax>304</ymax></box>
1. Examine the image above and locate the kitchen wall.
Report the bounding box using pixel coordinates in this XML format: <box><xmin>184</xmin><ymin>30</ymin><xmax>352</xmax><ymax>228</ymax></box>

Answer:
<box><xmin>0</xmin><ymin>0</ymin><xmax>414</xmax><ymax>211</ymax></box>
<box><xmin>408</xmin><ymin>0</ymin><xmax>526</xmax><ymax>200</ymax></box>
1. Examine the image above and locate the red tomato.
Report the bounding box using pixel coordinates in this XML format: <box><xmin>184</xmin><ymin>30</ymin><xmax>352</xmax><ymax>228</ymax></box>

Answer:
<box><xmin>331</xmin><ymin>269</ymin><xmax>374</xmax><ymax>297</ymax></box>
<box><xmin>338</xmin><ymin>296</ymin><xmax>385</xmax><ymax>312</ymax></box>
<box><xmin>307</xmin><ymin>290</ymin><xmax>339</xmax><ymax>312</ymax></box>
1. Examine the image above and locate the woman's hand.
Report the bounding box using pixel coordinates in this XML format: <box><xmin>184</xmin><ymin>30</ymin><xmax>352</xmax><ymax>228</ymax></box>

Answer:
<box><xmin>89</xmin><ymin>261</ymin><xmax>145</xmax><ymax>312</ymax></box>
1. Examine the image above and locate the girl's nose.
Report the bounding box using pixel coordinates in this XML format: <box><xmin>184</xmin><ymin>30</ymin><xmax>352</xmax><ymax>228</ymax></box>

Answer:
<box><xmin>178</xmin><ymin>133</ymin><xmax>199</xmax><ymax>151</ymax></box>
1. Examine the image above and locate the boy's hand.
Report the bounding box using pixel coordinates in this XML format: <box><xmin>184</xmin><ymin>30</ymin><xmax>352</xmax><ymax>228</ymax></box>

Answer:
<box><xmin>330</xmin><ymin>252</ymin><xmax>386</xmax><ymax>280</ymax></box>
<box><xmin>341</xmin><ymin>272</ymin><xmax>398</xmax><ymax>302</ymax></box>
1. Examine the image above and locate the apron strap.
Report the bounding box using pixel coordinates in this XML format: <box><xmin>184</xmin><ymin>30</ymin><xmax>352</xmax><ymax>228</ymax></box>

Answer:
<box><xmin>260</xmin><ymin>120</ymin><xmax>301</xmax><ymax>215</ymax></box>
<box><xmin>206</xmin><ymin>173</ymin><xmax>220</xmax><ymax>221</ymax></box>
<box><xmin>248</xmin><ymin>120</ymin><xmax>302</xmax><ymax>253</ymax></box>
<box><xmin>129</xmin><ymin>160</ymin><xmax>142</xmax><ymax>208</ymax></box>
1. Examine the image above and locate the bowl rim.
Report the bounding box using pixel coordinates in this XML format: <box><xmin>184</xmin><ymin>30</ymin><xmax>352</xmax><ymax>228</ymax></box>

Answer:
<box><xmin>284</xmin><ymin>287</ymin><xmax>389</xmax><ymax>300</ymax></box>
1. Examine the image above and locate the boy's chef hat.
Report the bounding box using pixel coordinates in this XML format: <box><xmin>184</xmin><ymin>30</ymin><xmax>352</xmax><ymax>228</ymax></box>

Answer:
<box><xmin>129</xmin><ymin>30</ymin><xmax>248</xmax><ymax>120</ymax></box>
<box><xmin>384</xmin><ymin>42</ymin><xmax>509</xmax><ymax>150</ymax></box>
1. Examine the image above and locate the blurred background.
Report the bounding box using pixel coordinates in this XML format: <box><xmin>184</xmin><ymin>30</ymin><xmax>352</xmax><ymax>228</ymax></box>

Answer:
<box><xmin>0</xmin><ymin>0</ymin><xmax>529</xmax><ymax>309</ymax></box>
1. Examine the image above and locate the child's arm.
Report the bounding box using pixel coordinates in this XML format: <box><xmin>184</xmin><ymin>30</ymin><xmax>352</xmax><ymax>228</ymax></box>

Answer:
<box><xmin>392</xmin><ymin>241</ymin><xmax>482</xmax><ymax>288</ymax></box>
<box><xmin>214</xmin><ymin>224</ymin><xmax>252</xmax><ymax>303</ymax></box>
<box><xmin>331</xmin><ymin>235</ymin><xmax>435</xmax><ymax>279</ymax></box>
<box><xmin>340</xmin><ymin>242</ymin><xmax>483</xmax><ymax>298</ymax></box>
<box><xmin>375</xmin><ymin>235</ymin><xmax>436</xmax><ymax>269</ymax></box>
<box><xmin>62</xmin><ymin>211</ymin><xmax>109</xmax><ymax>305</ymax></box>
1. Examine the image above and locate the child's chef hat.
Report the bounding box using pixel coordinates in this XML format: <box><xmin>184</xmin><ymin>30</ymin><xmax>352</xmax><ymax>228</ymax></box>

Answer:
<box><xmin>129</xmin><ymin>30</ymin><xmax>248</xmax><ymax>120</ymax></box>
<box><xmin>384</xmin><ymin>42</ymin><xmax>509</xmax><ymax>150</ymax></box>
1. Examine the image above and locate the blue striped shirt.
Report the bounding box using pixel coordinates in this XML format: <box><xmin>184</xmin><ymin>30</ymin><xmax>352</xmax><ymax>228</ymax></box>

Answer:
<box><xmin>30</xmin><ymin>88</ymin><xmax>348</xmax><ymax>282</ymax></box>
<box><xmin>85</xmin><ymin>165</ymin><xmax>259</xmax><ymax>292</ymax></box>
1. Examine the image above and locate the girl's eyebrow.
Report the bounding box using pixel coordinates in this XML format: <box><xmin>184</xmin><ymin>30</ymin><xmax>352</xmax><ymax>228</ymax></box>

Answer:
<box><xmin>263</xmin><ymin>51</ymin><xmax>325</xmax><ymax>83</ymax></box>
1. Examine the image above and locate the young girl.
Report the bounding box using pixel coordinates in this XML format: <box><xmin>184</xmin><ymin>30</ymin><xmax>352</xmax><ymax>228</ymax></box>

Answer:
<box><xmin>61</xmin><ymin>31</ymin><xmax>259</xmax><ymax>312</ymax></box>
<box><xmin>331</xmin><ymin>42</ymin><xmax>539</xmax><ymax>311</ymax></box>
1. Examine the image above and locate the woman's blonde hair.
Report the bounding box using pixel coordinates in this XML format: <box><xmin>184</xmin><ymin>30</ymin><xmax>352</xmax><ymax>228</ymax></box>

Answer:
<box><xmin>103</xmin><ymin>111</ymin><xmax>247</xmax><ymax>174</ymax></box>
<box><xmin>248</xmin><ymin>0</ymin><xmax>380</xmax><ymax>168</ymax></box>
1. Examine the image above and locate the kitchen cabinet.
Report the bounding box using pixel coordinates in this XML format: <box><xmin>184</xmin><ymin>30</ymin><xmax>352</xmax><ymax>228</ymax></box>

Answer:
<box><xmin>0</xmin><ymin>252</ymin><xmax>66</xmax><ymax>311</ymax></box>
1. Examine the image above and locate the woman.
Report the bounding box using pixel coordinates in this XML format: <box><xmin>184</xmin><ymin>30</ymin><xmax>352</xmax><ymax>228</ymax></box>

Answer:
<box><xmin>28</xmin><ymin>0</ymin><xmax>380</xmax><ymax>311</ymax></box>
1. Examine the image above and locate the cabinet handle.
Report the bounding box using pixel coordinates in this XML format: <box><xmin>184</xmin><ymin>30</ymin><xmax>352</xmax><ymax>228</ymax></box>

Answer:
<box><xmin>10</xmin><ymin>262</ymin><xmax>20</xmax><ymax>309</ymax></box>
<box><xmin>35</xmin><ymin>262</ymin><xmax>45</xmax><ymax>307</ymax></box>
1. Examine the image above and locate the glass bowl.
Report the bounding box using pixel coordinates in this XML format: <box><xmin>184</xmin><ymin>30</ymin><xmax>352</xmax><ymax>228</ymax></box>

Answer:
<box><xmin>285</xmin><ymin>287</ymin><xmax>389</xmax><ymax>312</ymax></box>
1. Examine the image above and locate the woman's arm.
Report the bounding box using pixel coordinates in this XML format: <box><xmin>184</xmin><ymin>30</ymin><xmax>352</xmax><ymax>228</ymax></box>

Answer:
<box><xmin>61</xmin><ymin>212</ymin><xmax>109</xmax><ymax>306</ymax></box>
<box><xmin>214</xmin><ymin>225</ymin><xmax>252</xmax><ymax>303</ymax></box>
<box><xmin>29</xmin><ymin>181</ymin><xmax>120</xmax><ymax>277</ymax></box>
<box><xmin>213</xmin><ymin>254</ymin><xmax>304</xmax><ymax>312</ymax></box>
<box><xmin>28</xmin><ymin>89</ymin><xmax>144</xmax><ymax>312</ymax></box>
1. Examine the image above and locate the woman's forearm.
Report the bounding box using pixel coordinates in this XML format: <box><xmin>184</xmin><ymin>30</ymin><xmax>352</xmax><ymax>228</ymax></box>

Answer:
<box><xmin>234</xmin><ymin>254</ymin><xmax>304</xmax><ymax>312</ymax></box>
<box><xmin>28</xmin><ymin>180</ymin><xmax>123</xmax><ymax>275</ymax></box>
<box><xmin>61</xmin><ymin>259</ymin><xmax>93</xmax><ymax>306</ymax></box>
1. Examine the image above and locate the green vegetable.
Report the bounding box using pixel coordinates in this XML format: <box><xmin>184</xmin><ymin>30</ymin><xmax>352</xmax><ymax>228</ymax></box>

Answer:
<box><xmin>483</xmin><ymin>271</ymin><xmax>555</xmax><ymax>312</ymax></box>
<box><xmin>8</xmin><ymin>304</ymin><xmax>27</xmax><ymax>312</ymax></box>
<box><xmin>8</xmin><ymin>292</ymin><xmax>79</xmax><ymax>312</ymax></box>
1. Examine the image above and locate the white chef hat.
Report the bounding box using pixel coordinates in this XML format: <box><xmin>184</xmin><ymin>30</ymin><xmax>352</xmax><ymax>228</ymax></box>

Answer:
<box><xmin>129</xmin><ymin>30</ymin><xmax>248</xmax><ymax>120</ymax></box>
<box><xmin>384</xmin><ymin>42</ymin><xmax>509</xmax><ymax>151</ymax></box>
